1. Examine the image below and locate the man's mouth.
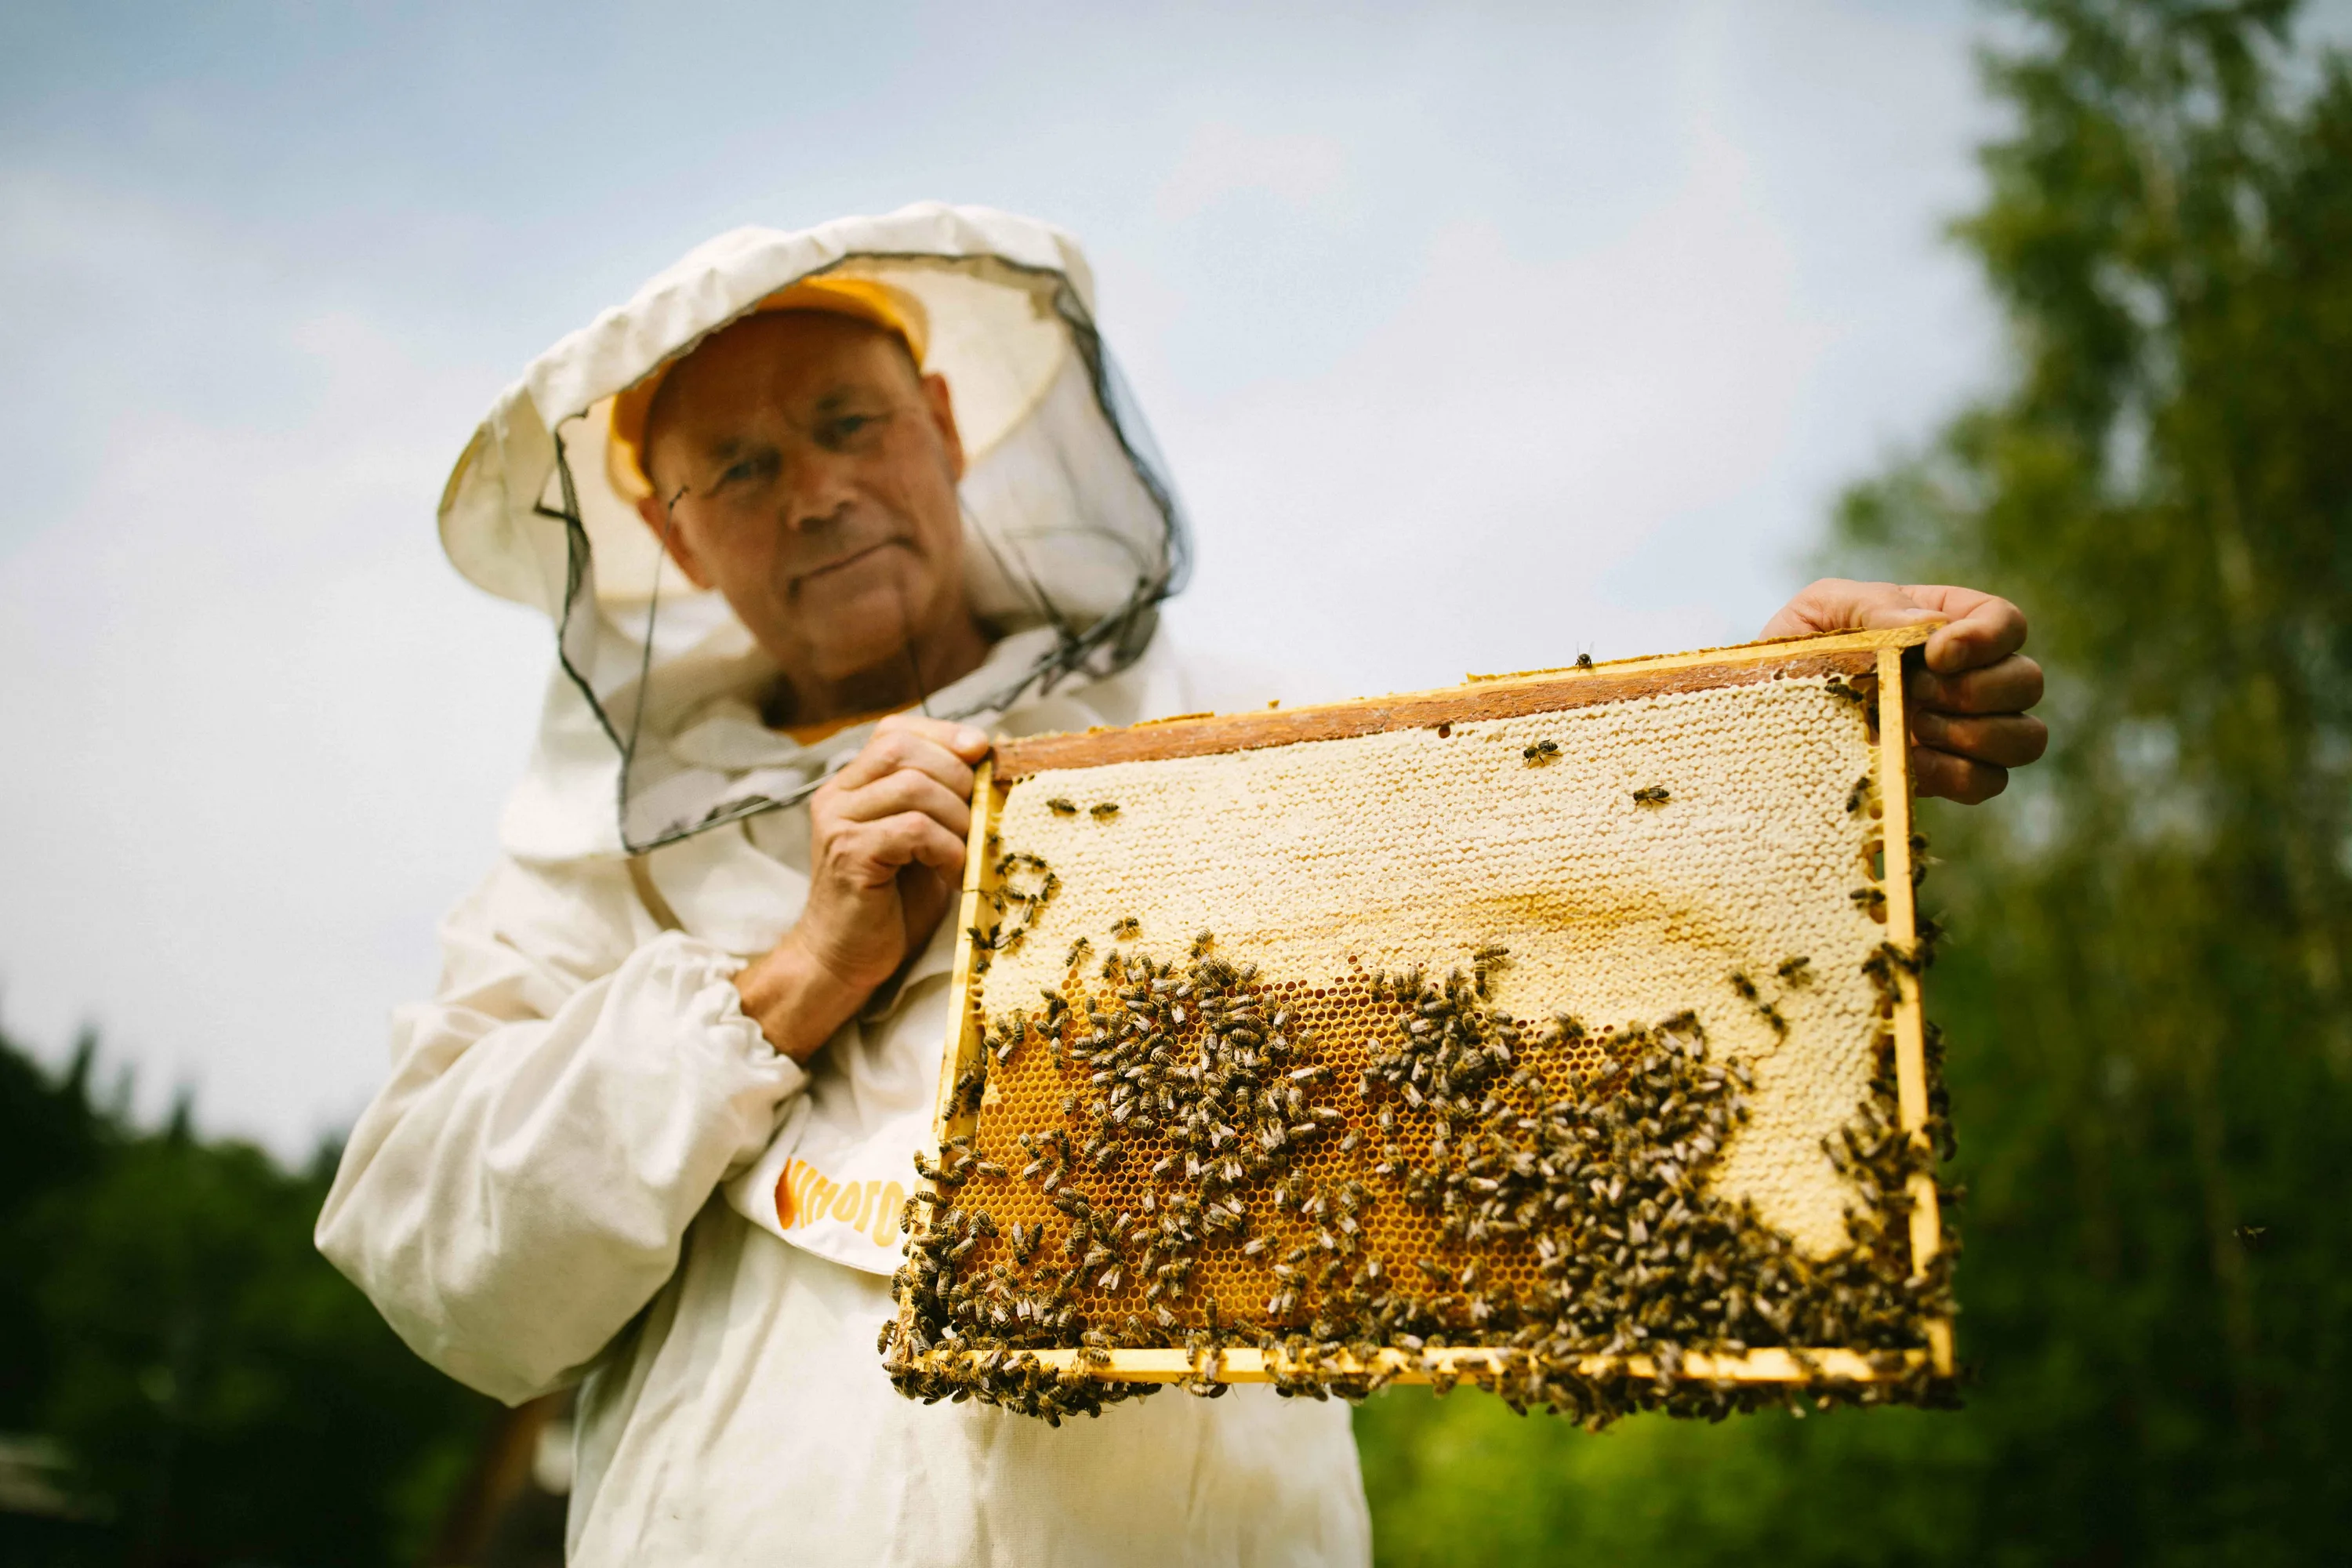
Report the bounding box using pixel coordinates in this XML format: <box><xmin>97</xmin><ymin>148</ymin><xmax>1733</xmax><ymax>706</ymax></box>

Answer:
<box><xmin>793</xmin><ymin>539</ymin><xmax>901</xmax><ymax>590</ymax></box>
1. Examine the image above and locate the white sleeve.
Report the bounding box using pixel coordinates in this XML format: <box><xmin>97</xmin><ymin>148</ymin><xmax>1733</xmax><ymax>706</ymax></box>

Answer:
<box><xmin>314</xmin><ymin>856</ymin><xmax>807</xmax><ymax>1405</ymax></box>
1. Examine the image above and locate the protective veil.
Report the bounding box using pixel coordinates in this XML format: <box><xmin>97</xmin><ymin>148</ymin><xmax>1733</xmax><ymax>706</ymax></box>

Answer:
<box><xmin>439</xmin><ymin>202</ymin><xmax>1188</xmax><ymax>857</ymax></box>
<box><xmin>319</xmin><ymin>204</ymin><xmax>1370</xmax><ymax>1565</ymax></box>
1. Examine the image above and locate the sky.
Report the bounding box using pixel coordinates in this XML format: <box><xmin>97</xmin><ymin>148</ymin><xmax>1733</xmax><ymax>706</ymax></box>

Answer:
<box><xmin>0</xmin><ymin>0</ymin><xmax>2013</xmax><ymax>1155</ymax></box>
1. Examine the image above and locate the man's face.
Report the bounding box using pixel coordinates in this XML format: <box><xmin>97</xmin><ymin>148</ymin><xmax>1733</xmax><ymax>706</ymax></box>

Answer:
<box><xmin>637</xmin><ymin>310</ymin><xmax>969</xmax><ymax>687</ymax></box>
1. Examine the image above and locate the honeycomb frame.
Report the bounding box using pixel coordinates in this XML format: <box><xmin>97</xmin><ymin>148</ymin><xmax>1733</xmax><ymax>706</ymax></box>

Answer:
<box><xmin>894</xmin><ymin>626</ymin><xmax>1951</xmax><ymax>1403</ymax></box>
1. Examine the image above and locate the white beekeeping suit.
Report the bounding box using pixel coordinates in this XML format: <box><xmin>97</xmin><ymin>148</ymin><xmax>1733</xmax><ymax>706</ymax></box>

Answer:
<box><xmin>316</xmin><ymin>204</ymin><xmax>1371</xmax><ymax>1566</ymax></box>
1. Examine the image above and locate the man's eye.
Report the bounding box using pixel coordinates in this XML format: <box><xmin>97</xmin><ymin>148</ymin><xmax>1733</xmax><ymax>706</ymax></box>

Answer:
<box><xmin>717</xmin><ymin>452</ymin><xmax>775</xmax><ymax>488</ymax></box>
<box><xmin>822</xmin><ymin>412</ymin><xmax>881</xmax><ymax>446</ymax></box>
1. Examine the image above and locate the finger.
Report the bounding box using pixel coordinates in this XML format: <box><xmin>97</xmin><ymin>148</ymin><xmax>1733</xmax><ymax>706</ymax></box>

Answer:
<box><xmin>832</xmin><ymin>812</ymin><xmax>971</xmax><ymax>884</ymax></box>
<box><xmin>874</xmin><ymin>711</ymin><xmax>993</xmax><ymax>761</ymax></box>
<box><xmin>898</xmin><ymin>863</ymin><xmax>956</xmax><ymax>934</ymax></box>
<box><xmin>879</xmin><ymin>812</ymin><xmax>971</xmax><ymax>877</ymax></box>
<box><xmin>1900</xmin><ymin>585</ymin><xmax>2028</xmax><ymax>675</ymax></box>
<box><xmin>824</xmin><ymin>770</ymin><xmax>973</xmax><ymax>840</ymax></box>
<box><xmin>1910</xmin><ymin>710</ymin><xmax>2049</xmax><ymax>769</ymax></box>
<box><xmin>1912</xmin><ymin>745</ymin><xmax>2009</xmax><ymax>804</ymax></box>
<box><xmin>829</xmin><ymin>728</ymin><xmax>981</xmax><ymax>800</ymax></box>
<box><xmin>1758</xmin><ymin>578</ymin><xmax>1942</xmax><ymax>641</ymax></box>
<box><xmin>1907</xmin><ymin>653</ymin><xmax>2045</xmax><ymax>716</ymax></box>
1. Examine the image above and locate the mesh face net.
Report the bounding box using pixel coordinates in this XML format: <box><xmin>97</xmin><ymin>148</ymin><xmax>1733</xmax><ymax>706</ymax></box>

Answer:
<box><xmin>534</xmin><ymin>250</ymin><xmax>1189</xmax><ymax>852</ymax></box>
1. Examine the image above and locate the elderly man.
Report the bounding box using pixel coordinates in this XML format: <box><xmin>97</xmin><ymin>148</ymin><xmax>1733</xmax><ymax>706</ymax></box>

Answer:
<box><xmin>318</xmin><ymin>205</ymin><xmax>2045</xmax><ymax>1565</ymax></box>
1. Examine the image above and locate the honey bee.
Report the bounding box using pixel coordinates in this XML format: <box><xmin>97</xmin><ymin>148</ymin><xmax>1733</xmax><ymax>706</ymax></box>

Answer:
<box><xmin>1111</xmin><ymin>916</ymin><xmax>1142</xmax><ymax>940</ymax></box>
<box><xmin>1472</xmin><ymin>941</ymin><xmax>1509</xmax><ymax>997</ymax></box>
<box><xmin>1522</xmin><ymin>739</ymin><xmax>1561</xmax><ymax>764</ymax></box>
<box><xmin>1091</xmin><ymin>802</ymin><xmax>1120</xmax><ymax>820</ymax></box>
<box><xmin>1190</xmin><ymin>931</ymin><xmax>1214</xmax><ymax>959</ymax></box>
<box><xmin>1575</xmin><ymin>652</ymin><xmax>1595</xmax><ymax>670</ymax></box>
<box><xmin>1632</xmin><ymin>786</ymin><xmax>1670</xmax><ymax>805</ymax></box>
<box><xmin>1776</xmin><ymin>956</ymin><xmax>1813</xmax><ymax>987</ymax></box>
<box><xmin>1046</xmin><ymin>797</ymin><xmax>1078</xmax><ymax>816</ymax></box>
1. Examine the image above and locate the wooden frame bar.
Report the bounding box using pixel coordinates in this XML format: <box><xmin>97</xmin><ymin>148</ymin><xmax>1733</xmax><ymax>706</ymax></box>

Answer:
<box><xmin>1875</xmin><ymin>644</ymin><xmax>1956</xmax><ymax>1377</ymax></box>
<box><xmin>910</xmin><ymin>1343</ymin><xmax>1930</xmax><ymax>1385</ymax></box>
<box><xmin>993</xmin><ymin>630</ymin><xmax>1911</xmax><ymax>781</ymax></box>
<box><xmin>931</xmin><ymin>754</ymin><xmax>997</xmax><ymax>1152</ymax></box>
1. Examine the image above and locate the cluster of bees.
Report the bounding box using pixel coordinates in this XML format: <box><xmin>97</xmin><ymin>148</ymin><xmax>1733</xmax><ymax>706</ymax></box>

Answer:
<box><xmin>964</xmin><ymin>850</ymin><xmax>1059</xmax><ymax>972</ymax></box>
<box><xmin>1727</xmin><ymin>956</ymin><xmax>1810</xmax><ymax>1039</ymax></box>
<box><xmin>888</xmin><ymin>828</ymin><xmax>1957</xmax><ymax>1426</ymax></box>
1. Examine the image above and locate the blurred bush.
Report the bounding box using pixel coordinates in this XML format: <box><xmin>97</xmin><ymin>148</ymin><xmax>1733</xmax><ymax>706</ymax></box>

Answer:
<box><xmin>0</xmin><ymin>1027</ymin><xmax>495</xmax><ymax>1566</ymax></box>
<box><xmin>1355</xmin><ymin>0</ymin><xmax>2352</xmax><ymax>1561</ymax></box>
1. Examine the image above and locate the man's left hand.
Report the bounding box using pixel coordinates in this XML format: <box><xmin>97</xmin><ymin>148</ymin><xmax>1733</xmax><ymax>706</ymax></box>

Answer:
<box><xmin>1761</xmin><ymin>579</ymin><xmax>2048</xmax><ymax>804</ymax></box>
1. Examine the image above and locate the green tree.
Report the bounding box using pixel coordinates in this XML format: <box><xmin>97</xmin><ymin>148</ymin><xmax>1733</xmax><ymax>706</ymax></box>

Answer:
<box><xmin>1357</xmin><ymin>2</ymin><xmax>2352</xmax><ymax>1561</ymax></box>
<box><xmin>1836</xmin><ymin>0</ymin><xmax>2352</xmax><ymax>1551</ymax></box>
<box><xmin>0</xmin><ymin>1031</ymin><xmax>107</xmax><ymax>1434</ymax></box>
<box><xmin>0</xmin><ymin>1024</ymin><xmax>495</xmax><ymax>1566</ymax></box>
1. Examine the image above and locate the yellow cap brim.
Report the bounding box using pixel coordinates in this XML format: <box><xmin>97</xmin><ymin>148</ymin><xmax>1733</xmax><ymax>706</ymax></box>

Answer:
<box><xmin>605</xmin><ymin>274</ymin><xmax>932</xmax><ymax>502</ymax></box>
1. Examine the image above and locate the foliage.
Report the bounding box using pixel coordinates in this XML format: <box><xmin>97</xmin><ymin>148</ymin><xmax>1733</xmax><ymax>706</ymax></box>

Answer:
<box><xmin>1355</xmin><ymin>0</ymin><xmax>2352</xmax><ymax>1561</ymax></box>
<box><xmin>0</xmin><ymin>1023</ymin><xmax>494</xmax><ymax>1567</ymax></box>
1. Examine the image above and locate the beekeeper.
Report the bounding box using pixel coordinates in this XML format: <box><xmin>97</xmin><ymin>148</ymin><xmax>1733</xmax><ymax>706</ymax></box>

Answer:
<box><xmin>317</xmin><ymin>204</ymin><xmax>2046</xmax><ymax>1564</ymax></box>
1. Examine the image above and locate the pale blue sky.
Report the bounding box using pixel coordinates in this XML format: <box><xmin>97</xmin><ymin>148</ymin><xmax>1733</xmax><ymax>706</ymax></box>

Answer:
<box><xmin>1</xmin><ymin>0</ymin><xmax>2022</xmax><ymax>1150</ymax></box>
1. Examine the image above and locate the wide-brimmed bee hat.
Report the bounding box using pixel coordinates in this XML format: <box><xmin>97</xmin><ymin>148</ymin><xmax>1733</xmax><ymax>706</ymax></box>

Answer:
<box><xmin>439</xmin><ymin>203</ymin><xmax>1189</xmax><ymax>856</ymax></box>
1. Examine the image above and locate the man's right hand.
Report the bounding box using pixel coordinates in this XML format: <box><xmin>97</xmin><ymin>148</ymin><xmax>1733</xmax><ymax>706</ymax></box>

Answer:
<box><xmin>731</xmin><ymin>714</ymin><xmax>991</xmax><ymax>1062</ymax></box>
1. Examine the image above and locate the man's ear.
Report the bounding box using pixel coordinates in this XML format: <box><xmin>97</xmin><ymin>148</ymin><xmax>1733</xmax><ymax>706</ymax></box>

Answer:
<box><xmin>921</xmin><ymin>372</ymin><xmax>965</xmax><ymax>482</ymax></box>
<box><xmin>634</xmin><ymin>494</ymin><xmax>714</xmax><ymax>590</ymax></box>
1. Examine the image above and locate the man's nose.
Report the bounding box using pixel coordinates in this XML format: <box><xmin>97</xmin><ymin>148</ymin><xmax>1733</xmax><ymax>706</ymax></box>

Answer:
<box><xmin>781</xmin><ymin>452</ymin><xmax>859</xmax><ymax>534</ymax></box>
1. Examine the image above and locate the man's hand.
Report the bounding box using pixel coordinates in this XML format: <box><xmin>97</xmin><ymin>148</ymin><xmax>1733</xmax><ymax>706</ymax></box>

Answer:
<box><xmin>732</xmin><ymin>714</ymin><xmax>991</xmax><ymax>1062</ymax></box>
<box><xmin>1761</xmin><ymin>579</ymin><xmax>2048</xmax><ymax>804</ymax></box>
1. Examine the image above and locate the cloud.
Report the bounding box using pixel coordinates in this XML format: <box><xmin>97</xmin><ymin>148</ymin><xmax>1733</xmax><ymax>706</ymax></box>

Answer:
<box><xmin>1155</xmin><ymin>122</ymin><xmax>1350</xmax><ymax>223</ymax></box>
<box><xmin>0</xmin><ymin>301</ymin><xmax>543</xmax><ymax>1149</ymax></box>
